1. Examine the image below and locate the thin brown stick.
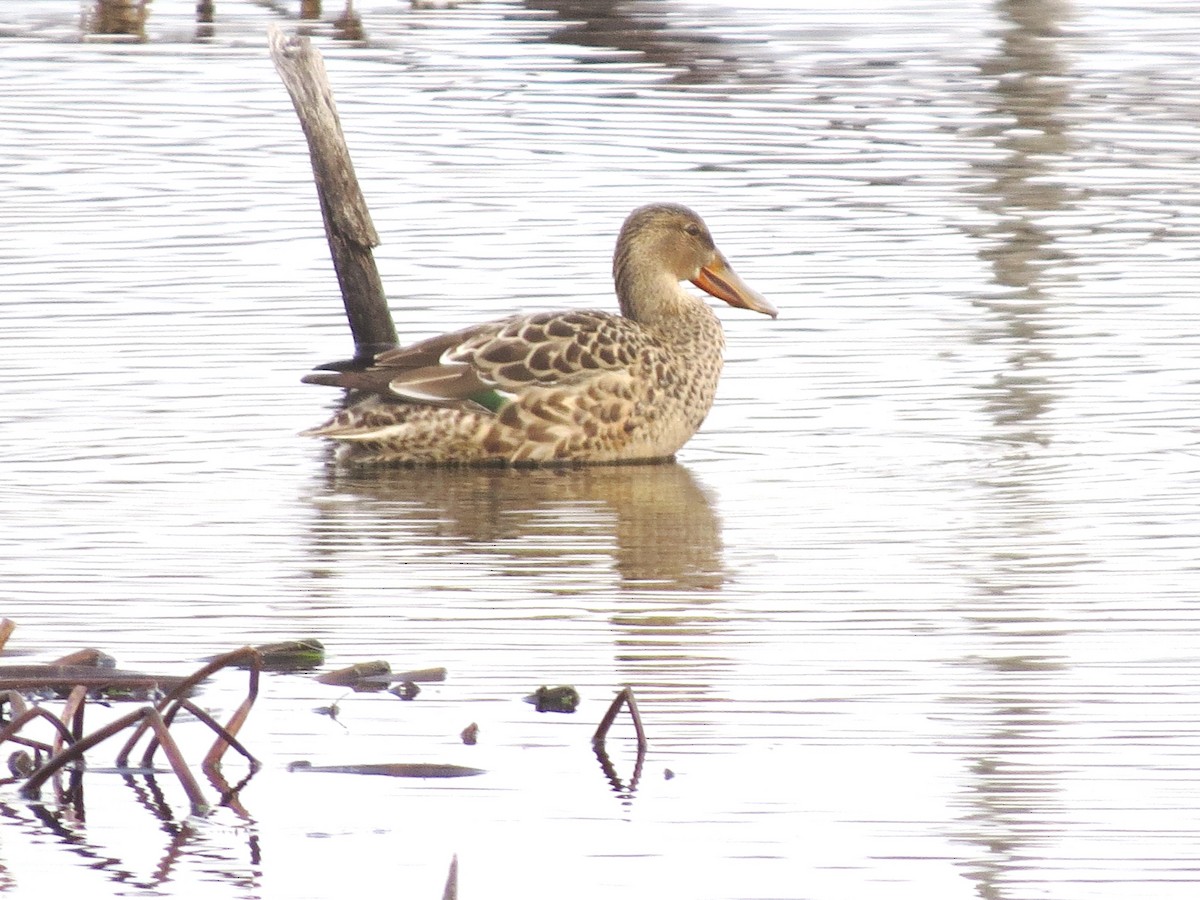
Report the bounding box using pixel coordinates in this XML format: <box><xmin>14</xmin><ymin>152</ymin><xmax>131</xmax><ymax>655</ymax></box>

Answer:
<box><xmin>593</xmin><ymin>690</ymin><xmax>621</xmax><ymax>742</ymax></box>
<box><xmin>592</xmin><ymin>687</ymin><xmax>648</xmax><ymax>752</ymax></box>
<box><xmin>204</xmin><ymin>766</ymin><xmax>254</xmax><ymax>819</ymax></box>
<box><xmin>117</xmin><ymin>647</ymin><xmax>261</xmax><ymax>768</ymax></box>
<box><xmin>201</xmin><ymin>649</ymin><xmax>260</xmax><ymax>768</ymax></box>
<box><xmin>22</xmin><ymin>707</ymin><xmax>147</xmax><ymax>798</ymax></box>
<box><xmin>623</xmin><ymin>688</ymin><xmax>647</xmax><ymax>751</ymax></box>
<box><xmin>21</xmin><ymin>707</ymin><xmax>208</xmax><ymax>814</ymax></box>
<box><xmin>0</xmin><ymin>705</ymin><xmax>75</xmax><ymax>750</ymax></box>
<box><xmin>0</xmin><ymin>698</ymin><xmax>54</xmax><ymax>758</ymax></box>
<box><xmin>54</xmin><ymin>685</ymin><xmax>88</xmax><ymax>755</ymax></box>
<box><xmin>179</xmin><ymin>699</ymin><xmax>258</xmax><ymax>769</ymax></box>
<box><xmin>144</xmin><ymin>711</ymin><xmax>210</xmax><ymax>815</ymax></box>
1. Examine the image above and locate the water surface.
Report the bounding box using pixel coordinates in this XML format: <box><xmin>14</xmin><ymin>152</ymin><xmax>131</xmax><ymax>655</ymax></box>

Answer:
<box><xmin>2</xmin><ymin>1</ymin><xmax>1199</xmax><ymax>898</ymax></box>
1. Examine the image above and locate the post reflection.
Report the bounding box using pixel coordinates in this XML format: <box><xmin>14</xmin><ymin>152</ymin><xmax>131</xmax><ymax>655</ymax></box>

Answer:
<box><xmin>968</xmin><ymin>0</ymin><xmax>1075</xmax><ymax>446</ymax></box>
<box><xmin>953</xmin><ymin>654</ymin><xmax>1068</xmax><ymax>900</ymax></box>
<box><xmin>957</xmin><ymin>1</ymin><xmax>1078</xmax><ymax>896</ymax></box>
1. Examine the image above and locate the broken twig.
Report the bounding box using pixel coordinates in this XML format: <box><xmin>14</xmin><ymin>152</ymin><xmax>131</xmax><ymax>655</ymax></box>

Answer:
<box><xmin>1</xmin><ymin>646</ymin><xmax>263</xmax><ymax>815</ymax></box>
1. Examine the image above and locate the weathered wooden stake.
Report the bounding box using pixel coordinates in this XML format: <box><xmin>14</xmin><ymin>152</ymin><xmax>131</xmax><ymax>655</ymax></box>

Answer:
<box><xmin>268</xmin><ymin>26</ymin><xmax>398</xmax><ymax>364</ymax></box>
<box><xmin>442</xmin><ymin>854</ymin><xmax>458</xmax><ymax>900</ymax></box>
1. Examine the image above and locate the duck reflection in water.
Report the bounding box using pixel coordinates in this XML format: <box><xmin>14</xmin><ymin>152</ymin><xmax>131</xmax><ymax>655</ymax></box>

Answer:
<box><xmin>307</xmin><ymin>463</ymin><xmax>726</xmax><ymax>592</ymax></box>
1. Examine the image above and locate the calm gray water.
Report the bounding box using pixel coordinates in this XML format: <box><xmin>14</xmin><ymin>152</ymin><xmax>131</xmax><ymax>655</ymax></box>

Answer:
<box><xmin>2</xmin><ymin>0</ymin><xmax>1200</xmax><ymax>898</ymax></box>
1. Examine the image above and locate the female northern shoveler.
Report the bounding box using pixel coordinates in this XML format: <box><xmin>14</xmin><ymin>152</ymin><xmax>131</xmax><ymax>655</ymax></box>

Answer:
<box><xmin>302</xmin><ymin>203</ymin><xmax>776</xmax><ymax>465</ymax></box>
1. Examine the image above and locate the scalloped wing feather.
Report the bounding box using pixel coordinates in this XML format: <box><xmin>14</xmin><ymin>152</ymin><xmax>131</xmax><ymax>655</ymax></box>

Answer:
<box><xmin>372</xmin><ymin>310</ymin><xmax>647</xmax><ymax>410</ymax></box>
<box><xmin>453</xmin><ymin>310</ymin><xmax>645</xmax><ymax>390</ymax></box>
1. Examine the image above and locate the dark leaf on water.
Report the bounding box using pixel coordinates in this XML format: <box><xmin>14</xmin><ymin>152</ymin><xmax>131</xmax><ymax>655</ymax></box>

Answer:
<box><xmin>389</xmin><ymin>681</ymin><xmax>420</xmax><ymax>701</ymax></box>
<box><xmin>7</xmin><ymin>751</ymin><xmax>34</xmax><ymax>778</ymax></box>
<box><xmin>525</xmin><ymin>685</ymin><xmax>580</xmax><ymax>713</ymax></box>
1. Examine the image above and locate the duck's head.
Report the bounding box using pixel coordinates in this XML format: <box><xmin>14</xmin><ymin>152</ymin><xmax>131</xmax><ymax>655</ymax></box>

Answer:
<box><xmin>613</xmin><ymin>203</ymin><xmax>777</xmax><ymax>320</ymax></box>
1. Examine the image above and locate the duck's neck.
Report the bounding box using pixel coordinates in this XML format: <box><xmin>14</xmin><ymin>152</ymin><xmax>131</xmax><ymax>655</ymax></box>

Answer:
<box><xmin>614</xmin><ymin>253</ymin><xmax>695</xmax><ymax>325</ymax></box>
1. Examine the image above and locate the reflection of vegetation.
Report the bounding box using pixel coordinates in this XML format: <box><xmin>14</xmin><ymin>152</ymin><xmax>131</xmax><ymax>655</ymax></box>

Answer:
<box><xmin>527</xmin><ymin>0</ymin><xmax>783</xmax><ymax>87</ymax></box>
<box><xmin>331</xmin><ymin>2</ymin><xmax>364</xmax><ymax>42</ymax></box>
<box><xmin>0</xmin><ymin>768</ymin><xmax>258</xmax><ymax>895</ymax></box>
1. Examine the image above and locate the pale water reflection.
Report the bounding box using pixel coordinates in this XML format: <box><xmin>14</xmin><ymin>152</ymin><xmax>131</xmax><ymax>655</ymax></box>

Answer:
<box><xmin>2</xmin><ymin>0</ymin><xmax>1200</xmax><ymax>899</ymax></box>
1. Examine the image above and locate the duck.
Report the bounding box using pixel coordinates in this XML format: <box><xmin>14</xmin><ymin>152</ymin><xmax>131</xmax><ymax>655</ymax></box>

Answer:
<box><xmin>301</xmin><ymin>202</ymin><xmax>777</xmax><ymax>466</ymax></box>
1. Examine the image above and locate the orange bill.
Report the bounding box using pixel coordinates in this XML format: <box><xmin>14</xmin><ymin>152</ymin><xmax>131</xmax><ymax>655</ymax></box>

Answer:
<box><xmin>691</xmin><ymin>253</ymin><xmax>777</xmax><ymax>318</ymax></box>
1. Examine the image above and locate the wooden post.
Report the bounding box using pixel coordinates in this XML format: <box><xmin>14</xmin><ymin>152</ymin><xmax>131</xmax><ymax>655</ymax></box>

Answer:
<box><xmin>268</xmin><ymin>26</ymin><xmax>398</xmax><ymax>365</ymax></box>
<box><xmin>442</xmin><ymin>855</ymin><xmax>458</xmax><ymax>900</ymax></box>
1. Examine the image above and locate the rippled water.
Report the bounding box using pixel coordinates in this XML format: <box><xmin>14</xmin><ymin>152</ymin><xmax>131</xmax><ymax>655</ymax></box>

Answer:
<box><xmin>2</xmin><ymin>0</ymin><xmax>1200</xmax><ymax>898</ymax></box>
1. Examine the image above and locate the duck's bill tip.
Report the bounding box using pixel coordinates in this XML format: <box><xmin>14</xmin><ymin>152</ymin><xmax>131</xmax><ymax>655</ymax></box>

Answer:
<box><xmin>692</xmin><ymin>258</ymin><xmax>778</xmax><ymax>319</ymax></box>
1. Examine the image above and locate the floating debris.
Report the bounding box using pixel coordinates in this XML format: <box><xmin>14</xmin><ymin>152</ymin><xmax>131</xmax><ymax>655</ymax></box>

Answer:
<box><xmin>287</xmin><ymin>760</ymin><xmax>484</xmax><ymax>778</ymax></box>
<box><xmin>50</xmin><ymin>648</ymin><xmax>116</xmax><ymax>669</ymax></box>
<box><xmin>460</xmin><ymin>722</ymin><xmax>479</xmax><ymax>746</ymax></box>
<box><xmin>389</xmin><ymin>681</ymin><xmax>420</xmax><ymax>701</ymax></box>
<box><xmin>248</xmin><ymin>639</ymin><xmax>325</xmax><ymax>671</ymax></box>
<box><xmin>525</xmin><ymin>685</ymin><xmax>580</xmax><ymax>713</ymax></box>
<box><xmin>7</xmin><ymin>750</ymin><xmax>34</xmax><ymax>778</ymax></box>
<box><xmin>317</xmin><ymin>662</ymin><xmax>447</xmax><ymax>691</ymax></box>
<box><xmin>316</xmin><ymin>660</ymin><xmax>391</xmax><ymax>688</ymax></box>
<box><xmin>356</xmin><ymin>666</ymin><xmax>448</xmax><ymax>690</ymax></box>
<box><xmin>314</xmin><ymin>700</ymin><xmax>343</xmax><ymax>722</ymax></box>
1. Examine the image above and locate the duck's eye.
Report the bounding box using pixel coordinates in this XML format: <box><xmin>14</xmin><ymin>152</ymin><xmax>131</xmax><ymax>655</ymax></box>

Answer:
<box><xmin>684</xmin><ymin>224</ymin><xmax>702</xmax><ymax>237</ymax></box>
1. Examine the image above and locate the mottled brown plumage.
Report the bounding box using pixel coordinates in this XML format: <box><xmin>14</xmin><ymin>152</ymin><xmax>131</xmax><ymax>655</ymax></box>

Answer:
<box><xmin>302</xmin><ymin>203</ymin><xmax>776</xmax><ymax>466</ymax></box>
